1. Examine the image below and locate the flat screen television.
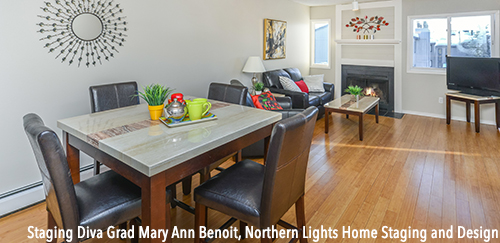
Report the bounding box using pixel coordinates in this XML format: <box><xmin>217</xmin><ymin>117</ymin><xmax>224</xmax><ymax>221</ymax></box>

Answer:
<box><xmin>446</xmin><ymin>56</ymin><xmax>500</xmax><ymax>96</ymax></box>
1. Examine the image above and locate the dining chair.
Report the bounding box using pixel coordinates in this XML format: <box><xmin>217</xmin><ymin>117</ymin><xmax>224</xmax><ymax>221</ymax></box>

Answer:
<box><xmin>178</xmin><ymin>83</ymin><xmax>248</xmax><ymax>199</ymax></box>
<box><xmin>230</xmin><ymin>78</ymin><xmax>305</xmax><ymax>158</ymax></box>
<box><xmin>89</xmin><ymin>81</ymin><xmax>140</xmax><ymax>175</ymax></box>
<box><xmin>194</xmin><ymin>106</ymin><xmax>318</xmax><ymax>243</ymax></box>
<box><xmin>23</xmin><ymin>113</ymin><xmax>172</xmax><ymax>243</ymax></box>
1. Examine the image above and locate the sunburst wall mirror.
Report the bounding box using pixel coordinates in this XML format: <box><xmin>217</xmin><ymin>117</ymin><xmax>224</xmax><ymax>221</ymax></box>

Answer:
<box><xmin>37</xmin><ymin>0</ymin><xmax>128</xmax><ymax>67</ymax></box>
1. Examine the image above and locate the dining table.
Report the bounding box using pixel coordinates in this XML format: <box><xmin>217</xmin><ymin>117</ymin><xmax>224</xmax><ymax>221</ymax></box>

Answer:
<box><xmin>57</xmin><ymin>98</ymin><xmax>281</xmax><ymax>243</ymax></box>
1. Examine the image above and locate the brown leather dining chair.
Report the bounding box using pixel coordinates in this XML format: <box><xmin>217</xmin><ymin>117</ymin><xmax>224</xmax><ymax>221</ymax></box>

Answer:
<box><xmin>194</xmin><ymin>106</ymin><xmax>318</xmax><ymax>243</ymax></box>
<box><xmin>89</xmin><ymin>81</ymin><xmax>140</xmax><ymax>175</ymax></box>
<box><xmin>23</xmin><ymin>113</ymin><xmax>171</xmax><ymax>243</ymax></box>
<box><xmin>176</xmin><ymin>83</ymin><xmax>248</xmax><ymax>208</ymax></box>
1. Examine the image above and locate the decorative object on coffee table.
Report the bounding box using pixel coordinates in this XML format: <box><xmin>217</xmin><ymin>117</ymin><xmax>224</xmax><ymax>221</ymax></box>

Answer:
<box><xmin>264</xmin><ymin>18</ymin><xmax>287</xmax><ymax>60</ymax></box>
<box><xmin>242</xmin><ymin>56</ymin><xmax>266</xmax><ymax>85</ymax></box>
<box><xmin>345</xmin><ymin>85</ymin><xmax>363</xmax><ymax>103</ymax></box>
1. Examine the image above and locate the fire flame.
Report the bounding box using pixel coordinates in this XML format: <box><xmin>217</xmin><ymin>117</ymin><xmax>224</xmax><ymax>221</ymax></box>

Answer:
<box><xmin>365</xmin><ymin>87</ymin><xmax>376</xmax><ymax>96</ymax></box>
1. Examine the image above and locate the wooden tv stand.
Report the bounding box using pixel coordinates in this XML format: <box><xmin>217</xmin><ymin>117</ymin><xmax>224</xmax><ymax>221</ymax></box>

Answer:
<box><xmin>446</xmin><ymin>92</ymin><xmax>500</xmax><ymax>133</ymax></box>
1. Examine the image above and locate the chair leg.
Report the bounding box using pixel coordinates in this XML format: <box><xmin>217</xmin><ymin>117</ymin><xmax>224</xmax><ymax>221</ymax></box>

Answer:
<box><xmin>119</xmin><ymin>222</ymin><xmax>127</xmax><ymax>240</ymax></box>
<box><xmin>296</xmin><ymin>195</ymin><xmax>307</xmax><ymax>243</ymax></box>
<box><xmin>93</xmin><ymin>160</ymin><xmax>100</xmax><ymax>175</ymax></box>
<box><xmin>168</xmin><ymin>185</ymin><xmax>177</xmax><ymax>208</ymax></box>
<box><xmin>47</xmin><ymin>211</ymin><xmax>57</xmax><ymax>243</ymax></box>
<box><xmin>166</xmin><ymin>203</ymin><xmax>172</xmax><ymax>240</ymax></box>
<box><xmin>131</xmin><ymin>218</ymin><xmax>140</xmax><ymax>243</ymax></box>
<box><xmin>182</xmin><ymin>176</ymin><xmax>192</xmax><ymax>195</ymax></box>
<box><xmin>240</xmin><ymin>221</ymin><xmax>247</xmax><ymax>239</ymax></box>
<box><xmin>195</xmin><ymin>203</ymin><xmax>207</xmax><ymax>243</ymax></box>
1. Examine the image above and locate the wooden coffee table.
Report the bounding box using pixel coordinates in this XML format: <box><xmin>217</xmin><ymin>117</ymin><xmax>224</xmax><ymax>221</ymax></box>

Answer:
<box><xmin>324</xmin><ymin>95</ymin><xmax>380</xmax><ymax>141</ymax></box>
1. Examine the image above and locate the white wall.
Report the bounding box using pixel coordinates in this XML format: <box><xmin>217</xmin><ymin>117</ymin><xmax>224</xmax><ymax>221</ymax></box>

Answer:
<box><xmin>0</xmin><ymin>0</ymin><xmax>310</xmax><ymax>210</ymax></box>
<box><xmin>402</xmin><ymin>0</ymin><xmax>500</xmax><ymax>121</ymax></box>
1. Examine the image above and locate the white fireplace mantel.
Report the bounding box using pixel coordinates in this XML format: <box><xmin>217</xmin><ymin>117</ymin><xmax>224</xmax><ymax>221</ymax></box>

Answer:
<box><xmin>335</xmin><ymin>0</ymin><xmax>402</xmax><ymax>112</ymax></box>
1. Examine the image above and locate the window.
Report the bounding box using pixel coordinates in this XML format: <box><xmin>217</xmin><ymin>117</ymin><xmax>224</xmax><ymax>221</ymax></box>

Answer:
<box><xmin>408</xmin><ymin>11</ymin><xmax>499</xmax><ymax>74</ymax></box>
<box><xmin>311</xmin><ymin>19</ymin><xmax>331</xmax><ymax>69</ymax></box>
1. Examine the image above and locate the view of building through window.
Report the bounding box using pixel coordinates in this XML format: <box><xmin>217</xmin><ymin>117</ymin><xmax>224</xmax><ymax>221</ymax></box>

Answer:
<box><xmin>412</xmin><ymin>15</ymin><xmax>491</xmax><ymax>69</ymax></box>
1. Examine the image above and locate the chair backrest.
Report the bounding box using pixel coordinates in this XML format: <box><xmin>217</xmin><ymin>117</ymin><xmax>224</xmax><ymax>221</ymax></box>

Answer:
<box><xmin>207</xmin><ymin>82</ymin><xmax>248</xmax><ymax>105</ymax></box>
<box><xmin>89</xmin><ymin>81</ymin><xmax>140</xmax><ymax>113</ymax></box>
<box><xmin>23</xmin><ymin>114</ymin><xmax>80</xmax><ymax>234</ymax></box>
<box><xmin>260</xmin><ymin>106</ymin><xmax>318</xmax><ymax>227</ymax></box>
<box><xmin>229</xmin><ymin>79</ymin><xmax>255</xmax><ymax>108</ymax></box>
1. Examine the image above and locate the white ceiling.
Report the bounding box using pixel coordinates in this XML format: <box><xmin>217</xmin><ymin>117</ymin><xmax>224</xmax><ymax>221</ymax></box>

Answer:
<box><xmin>291</xmin><ymin>0</ymin><xmax>381</xmax><ymax>7</ymax></box>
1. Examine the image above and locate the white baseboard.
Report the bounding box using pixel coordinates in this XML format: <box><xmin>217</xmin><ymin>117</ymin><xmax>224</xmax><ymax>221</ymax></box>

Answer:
<box><xmin>0</xmin><ymin>185</ymin><xmax>45</xmax><ymax>217</ymax></box>
<box><xmin>0</xmin><ymin>166</ymin><xmax>99</xmax><ymax>218</ymax></box>
<box><xmin>401</xmin><ymin>110</ymin><xmax>496</xmax><ymax>126</ymax></box>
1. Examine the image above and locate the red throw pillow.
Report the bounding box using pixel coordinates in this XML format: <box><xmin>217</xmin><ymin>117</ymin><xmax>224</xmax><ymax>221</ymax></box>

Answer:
<box><xmin>251</xmin><ymin>92</ymin><xmax>283</xmax><ymax>110</ymax></box>
<box><xmin>295</xmin><ymin>80</ymin><xmax>309</xmax><ymax>93</ymax></box>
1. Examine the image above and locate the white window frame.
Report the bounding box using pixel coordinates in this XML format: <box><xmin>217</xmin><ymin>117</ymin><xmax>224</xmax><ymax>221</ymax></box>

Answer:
<box><xmin>407</xmin><ymin>11</ymin><xmax>499</xmax><ymax>75</ymax></box>
<box><xmin>311</xmin><ymin>19</ymin><xmax>331</xmax><ymax>69</ymax></box>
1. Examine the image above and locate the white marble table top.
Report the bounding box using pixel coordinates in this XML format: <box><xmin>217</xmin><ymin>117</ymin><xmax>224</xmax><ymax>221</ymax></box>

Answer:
<box><xmin>324</xmin><ymin>95</ymin><xmax>380</xmax><ymax>113</ymax></box>
<box><xmin>446</xmin><ymin>92</ymin><xmax>500</xmax><ymax>101</ymax></box>
<box><xmin>57</xmin><ymin>100</ymin><xmax>281</xmax><ymax>177</ymax></box>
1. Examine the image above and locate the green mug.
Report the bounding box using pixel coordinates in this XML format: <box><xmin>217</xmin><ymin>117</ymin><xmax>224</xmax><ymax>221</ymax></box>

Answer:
<box><xmin>187</xmin><ymin>101</ymin><xmax>211</xmax><ymax>121</ymax></box>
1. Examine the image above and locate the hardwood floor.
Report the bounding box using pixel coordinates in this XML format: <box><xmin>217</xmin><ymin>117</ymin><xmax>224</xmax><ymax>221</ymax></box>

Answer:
<box><xmin>1</xmin><ymin>114</ymin><xmax>500</xmax><ymax>243</ymax></box>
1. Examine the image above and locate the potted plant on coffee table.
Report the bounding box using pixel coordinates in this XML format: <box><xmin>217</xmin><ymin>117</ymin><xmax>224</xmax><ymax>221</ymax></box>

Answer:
<box><xmin>345</xmin><ymin>85</ymin><xmax>363</xmax><ymax>103</ymax></box>
<box><xmin>135</xmin><ymin>84</ymin><xmax>174</xmax><ymax>120</ymax></box>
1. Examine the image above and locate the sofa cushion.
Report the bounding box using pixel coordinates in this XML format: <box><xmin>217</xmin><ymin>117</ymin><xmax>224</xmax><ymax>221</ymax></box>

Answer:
<box><xmin>303</xmin><ymin>75</ymin><xmax>325</xmax><ymax>92</ymax></box>
<box><xmin>309</xmin><ymin>92</ymin><xmax>332</xmax><ymax>105</ymax></box>
<box><xmin>295</xmin><ymin>80</ymin><xmax>309</xmax><ymax>93</ymax></box>
<box><xmin>251</xmin><ymin>92</ymin><xmax>283</xmax><ymax>110</ymax></box>
<box><xmin>263</xmin><ymin>69</ymin><xmax>291</xmax><ymax>89</ymax></box>
<box><xmin>279</xmin><ymin>76</ymin><xmax>302</xmax><ymax>92</ymax></box>
<box><xmin>284</xmin><ymin>68</ymin><xmax>303</xmax><ymax>81</ymax></box>
<box><xmin>308</xmin><ymin>95</ymin><xmax>320</xmax><ymax>107</ymax></box>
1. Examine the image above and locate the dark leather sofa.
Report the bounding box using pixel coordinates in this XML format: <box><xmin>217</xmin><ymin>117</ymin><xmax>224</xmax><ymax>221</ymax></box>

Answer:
<box><xmin>262</xmin><ymin>67</ymin><xmax>334</xmax><ymax>117</ymax></box>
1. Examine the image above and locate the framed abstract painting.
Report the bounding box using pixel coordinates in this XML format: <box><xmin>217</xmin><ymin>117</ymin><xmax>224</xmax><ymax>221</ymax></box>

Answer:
<box><xmin>264</xmin><ymin>19</ymin><xmax>287</xmax><ymax>60</ymax></box>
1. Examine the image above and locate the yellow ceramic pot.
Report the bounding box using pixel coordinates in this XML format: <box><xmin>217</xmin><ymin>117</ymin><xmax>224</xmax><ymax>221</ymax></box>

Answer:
<box><xmin>148</xmin><ymin>104</ymin><xmax>164</xmax><ymax>120</ymax></box>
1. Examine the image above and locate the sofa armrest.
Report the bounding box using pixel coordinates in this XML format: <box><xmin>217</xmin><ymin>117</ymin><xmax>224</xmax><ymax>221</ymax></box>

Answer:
<box><xmin>269</xmin><ymin>87</ymin><xmax>309</xmax><ymax>109</ymax></box>
<box><xmin>323</xmin><ymin>82</ymin><xmax>334</xmax><ymax>95</ymax></box>
<box><xmin>275</xmin><ymin>96</ymin><xmax>292</xmax><ymax>109</ymax></box>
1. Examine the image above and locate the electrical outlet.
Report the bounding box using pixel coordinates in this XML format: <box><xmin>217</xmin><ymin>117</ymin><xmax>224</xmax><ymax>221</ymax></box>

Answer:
<box><xmin>438</xmin><ymin>97</ymin><xmax>444</xmax><ymax>104</ymax></box>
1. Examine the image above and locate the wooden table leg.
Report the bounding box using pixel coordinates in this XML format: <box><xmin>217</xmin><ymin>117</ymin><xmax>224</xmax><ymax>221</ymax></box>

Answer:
<box><xmin>446</xmin><ymin>96</ymin><xmax>451</xmax><ymax>125</ymax></box>
<box><xmin>47</xmin><ymin>211</ymin><xmax>57</xmax><ymax>243</ymax></box>
<box><xmin>466</xmin><ymin>101</ymin><xmax>471</xmax><ymax>123</ymax></box>
<box><xmin>359</xmin><ymin>114</ymin><xmax>364</xmax><ymax>141</ymax></box>
<box><xmin>325</xmin><ymin>110</ymin><xmax>330</xmax><ymax>134</ymax></box>
<box><xmin>375</xmin><ymin>103</ymin><xmax>379</xmax><ymax>123</ymax></box>
<box><xmin>142</xmin><ymin>174</ymin><xmax>168</xmax><ymax>243</ymax></box>
<box><xmin>64</xmin><ymin>132</ymin><xmax>80</xmax><ymax>184</ymax></box>
<box><xmin>474</xmin><ymin>101</ymin><xmax>480</xmax><ymax>133</ymax></box>
<box><xmin>264</xmin><ymin>136</ymin><xmax>271</xmax><ymax>159</ymax></box>
<box><xmin>496</xmin><ymin>101</ymin><xmax>500</xmax><ymax>131</ymax></box>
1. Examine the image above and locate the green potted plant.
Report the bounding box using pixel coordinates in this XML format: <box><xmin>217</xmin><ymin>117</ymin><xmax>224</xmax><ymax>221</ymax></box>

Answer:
<box><xmin>344</xmin><ymin>85</ymin><xmax>364</xmax><ymax>103</ymax></box>
<box><xmin>254</xmin><ymin>82</ymin><xmax>264</xmax><ymax>95</ymax></box>
<box><xmin>134</xmin><ymin>84</ymin><xmax>174</xmax><ymax>120</ymax></box>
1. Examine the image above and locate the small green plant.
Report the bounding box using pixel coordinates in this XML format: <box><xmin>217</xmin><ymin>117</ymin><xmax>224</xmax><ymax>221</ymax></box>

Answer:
<box><xmin>134</xmin><ymin>84</ymin><xmax>174</xmax><ymax>106</ymax></box>
<box><xmin>254</xmin><ymin>82</ymin><xmax>265</xmax><ymax>92</ymax></box>
<box><xmin>344</xmin><ymin>85</ymin><xmax>364</xmax><ymax>96</ymax></box>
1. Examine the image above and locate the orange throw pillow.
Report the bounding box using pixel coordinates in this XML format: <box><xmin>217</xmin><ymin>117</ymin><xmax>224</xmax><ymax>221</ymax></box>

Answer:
<box><xmin>251</xmin><ymin>92</ymin><xmax>283</xmax><ymax>110</ymax></box>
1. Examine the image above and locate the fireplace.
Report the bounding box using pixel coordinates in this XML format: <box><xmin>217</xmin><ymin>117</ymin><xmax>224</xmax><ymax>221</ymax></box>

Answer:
<box><xmin>341</xmin><ymin>65</ymin><xmax>395</xmax><ymax>113</ymax></box>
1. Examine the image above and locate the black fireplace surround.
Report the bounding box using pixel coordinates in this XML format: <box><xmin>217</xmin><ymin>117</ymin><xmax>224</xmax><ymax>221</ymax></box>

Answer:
<box><xmin>341</xmin><ymin>65</ymin><xmax>395</xmax><ymax>113</ymax></box>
